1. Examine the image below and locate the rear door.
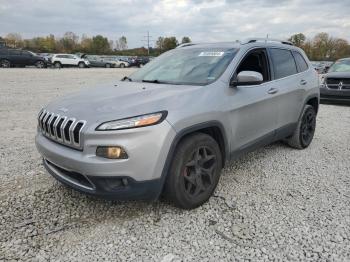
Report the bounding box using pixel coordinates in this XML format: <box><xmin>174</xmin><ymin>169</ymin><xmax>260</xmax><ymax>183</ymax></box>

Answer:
<box><xmin>8</xmin><ymin>50</ymin><xmax>23</xmax><ymax>65</ymax></box>
<box><xmin>66</xmin><ymin>55</ymin><xmax>78</xmax><ymax>66</ymax></box>
<box><xmin>267</xmin><ymin>48</ymin><xmax>303</xmax><ymax>133</ymax></box>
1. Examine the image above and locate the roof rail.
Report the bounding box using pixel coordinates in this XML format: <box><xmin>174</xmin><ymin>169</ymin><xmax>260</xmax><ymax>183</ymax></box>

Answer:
<box><xmin>176</xmin><ymin>43</ymin><xmax>196</xmax><ymax>48</ymax></box>
<box><xmin>241</xmin><ymin>38</ymin><xmax>293</xmax><ymax>46</ymax></box>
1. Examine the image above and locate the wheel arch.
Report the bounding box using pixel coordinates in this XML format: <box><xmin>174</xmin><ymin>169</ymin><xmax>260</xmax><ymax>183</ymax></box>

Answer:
<box><xmin>156</xmin><ymin>121</ymin><xmax>229</xmax><ymax>198</ymax></box>
<box><xmin>306</xmin><ymin>96</ymin><xmax>319</xmax><ymax>114</ymax></box>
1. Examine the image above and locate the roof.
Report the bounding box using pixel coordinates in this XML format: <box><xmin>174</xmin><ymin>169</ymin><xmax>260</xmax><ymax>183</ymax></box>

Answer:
<box><xmin>177</xmin><ymin>38</ymin><xmax>296</xmax><ymax>50</ymax></box>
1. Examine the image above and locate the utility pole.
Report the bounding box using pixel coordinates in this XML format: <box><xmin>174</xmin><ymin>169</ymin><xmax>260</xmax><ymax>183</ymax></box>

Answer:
<box><xmin>142</xmin><ymin>31</ymin><xmax>153</xmax><ymax>56</ymax></box>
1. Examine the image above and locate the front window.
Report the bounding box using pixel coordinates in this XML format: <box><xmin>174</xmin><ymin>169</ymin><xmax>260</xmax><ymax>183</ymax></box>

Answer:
<box><xmin>328</xmin><ymin>59</ymin><xmax>350</xmax><ymax>73</ymax></box>
<box><xmin>129</xmin><ymin>47</ymin><xmax>238</xmax><ymax>85</ymax></box>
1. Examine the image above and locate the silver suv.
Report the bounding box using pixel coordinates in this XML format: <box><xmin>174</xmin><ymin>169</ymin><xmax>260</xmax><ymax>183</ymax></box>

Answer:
<box><xmin>36</xmin><ymin>39</ymin><xmax>319</xmax><ymax>209</ymax></box>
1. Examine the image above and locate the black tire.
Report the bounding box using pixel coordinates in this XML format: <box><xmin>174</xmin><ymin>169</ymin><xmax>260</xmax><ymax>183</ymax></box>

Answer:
<box><xmin>105</xmin><ymin>63</ymin><xmax>111</xmax><ymax>68</ymax></box>
<box><xmin>286</xmin><ymin>105</ymin><xmax>316</xmax><ymax>149</ymax></box>
<box><xmin>78</xmin><ymin>62</ymin><xmax>85</xmax><ymax>68</ymax></box>
<box><xmin>120</xmin><ymin>63</ymin><xmax>125</xmax><ymax>68</ymax></box>
<box><xmin>1</xmin><ymin>59</ymin><xmax>11</xmax><ymax>68</ymax></box>
<box><xmin>54</xmin><ymin>62</ymin><xmax>61</xmax><ymax>69</ymax></box>
<box><xmin>163</xmin><ymin>133</ymin><xmax>223</xmax><ymax>209</ymax></box>
<box><xmin>35</xmin><ymin>60</ymin><xmax>45</xmax><ymax>68</ymax></box>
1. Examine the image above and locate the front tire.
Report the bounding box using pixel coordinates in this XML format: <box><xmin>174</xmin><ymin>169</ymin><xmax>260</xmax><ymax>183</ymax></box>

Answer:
<box><xmin>54</xmin><ymin>62</ymin><xmax>61</xmax><ymax>69</ymax></box>
<box><xmin>35</xmin><ymin>61</ymin><xmax>45</xmax><ymax>68</ymax></box>
<box><xmin>105</xmin><ymin>63</ymin><xmax>111</xmax><ymax>68</ymax></box>
<box><xmin>286</xmin><ymin>105</ymin><xmax>316</xmax><ymax>149</ymax></box>
<box><xmin>1</xmin><ymin>59</ymin><xmax>11</xmax><ymax>68</ymax></box>
<box><xmin>120</xmin><ymin>63</ymin><xmax>125</xmax><ymax>68</ymax></box>
<box><xmin>163</xmin><ymin>133</ymin><xmax>222</xmax><ymax>209</ymax></box>
<box><xmin>78</xmin><ymin>62</ymin><xmax>85</xmax><ymax>68</ymax></box>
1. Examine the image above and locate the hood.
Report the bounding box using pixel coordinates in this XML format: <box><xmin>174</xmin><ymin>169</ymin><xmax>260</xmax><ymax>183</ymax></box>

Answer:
<box><xmin>325</xmin><ymin>71</ymin><xmax>350</xmax><ymax>78</ymax></box>
<box><xmin>45</xmin><ymin>81</ymin><xmax>202</xmax><ymax>125</ymax></box>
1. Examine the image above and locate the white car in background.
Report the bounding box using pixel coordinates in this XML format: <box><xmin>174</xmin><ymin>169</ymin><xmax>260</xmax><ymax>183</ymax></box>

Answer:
<box><xmin>51</xmin><ymin>54</ymin><xmax>90</xmax><ymax>68</ymax></box>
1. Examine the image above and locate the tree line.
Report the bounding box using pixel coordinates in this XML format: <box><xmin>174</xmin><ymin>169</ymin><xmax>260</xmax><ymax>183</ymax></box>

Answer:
<box><xmin>288</xmin><ymin>33</ymin><xmax>350</xmax><ymax>61</ymax></box>
<box><xmin>0</xmin><ymin>32</ymin><xmax>192</xmax><ymax>57</ymax></box>
<box><xmin>1</xmin><ymin>31</ymin><xmax>349</xmax><ymax>60</ymax></box>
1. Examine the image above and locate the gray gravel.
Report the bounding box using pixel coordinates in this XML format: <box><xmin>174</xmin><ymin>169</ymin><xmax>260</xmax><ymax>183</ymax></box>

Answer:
<box><xmin>1</xmin><ymin>68</ymin><xmax>350</xmax><ymax>261</ymax></box>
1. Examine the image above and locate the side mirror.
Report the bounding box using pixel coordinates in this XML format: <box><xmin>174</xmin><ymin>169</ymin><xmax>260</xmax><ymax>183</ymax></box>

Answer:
<box><xmin>230</xmin><ymin>71</ymin><xmax>263</xmax><ymax>87</ymax></box>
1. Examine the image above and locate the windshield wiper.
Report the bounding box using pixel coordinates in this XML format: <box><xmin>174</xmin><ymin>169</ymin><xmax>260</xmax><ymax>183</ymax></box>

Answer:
<box><xmin>121</xmin><ymin>76</ymin><xmax>132</xmax><ymax>81</ymax></box>
<box><xmin>141</xmin><ymin>79</ymin><xmax>180</xmax><ymax>84</ymax></box>
<box><xmin>142</xmin><ymin>79</ymin><xmax>161</xmax><ymax>83</ymax></box>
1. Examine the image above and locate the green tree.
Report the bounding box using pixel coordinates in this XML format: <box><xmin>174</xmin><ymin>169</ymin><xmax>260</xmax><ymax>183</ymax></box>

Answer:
<box><xmin>90</xmin><ymin>35</ymin><xmax>111</xmax><ymax>54</ymax></box>
<box><xmin>162</xmin><ymin>37</ymin><xmax>178</xmax><ymax>51</ymax></box>
<box><xmin>181</xmin><ymin>36</ymin><xmax>191</xmax><ymax>44</ymax></box>
<box><xmin>288</xmin><ymin>33</ymin><xmax>306</xmax><ymax>47</ymax></box>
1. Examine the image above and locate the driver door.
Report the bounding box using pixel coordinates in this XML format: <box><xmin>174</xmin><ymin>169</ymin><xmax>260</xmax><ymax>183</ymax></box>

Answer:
<box><xmin>228</xmin><ymin>48</ymin><xmax>279</xmax><ymax>155</ymax></box>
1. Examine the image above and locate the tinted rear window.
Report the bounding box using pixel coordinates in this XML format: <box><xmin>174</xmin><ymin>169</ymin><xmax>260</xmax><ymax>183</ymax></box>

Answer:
<box><xmin>10</xmin><ymin>50</ymin><xmax>22</xmax><ymax>55</ymax></box>
<box><xmin>269</xmin><ymin>48</ymin><xmax>297</xmax><ymax>79</ymax></box>
<box><xmin>293</xmin><ymin>51</ymin><xmax>308</xmax><ymax>72</ymax></box>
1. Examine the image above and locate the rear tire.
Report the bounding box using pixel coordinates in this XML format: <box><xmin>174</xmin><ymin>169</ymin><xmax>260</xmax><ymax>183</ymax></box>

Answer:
<box><xmin>163</xmin><ymin>133</ymin><xmax>222</xmax><ymax>209</ymax></box>
<box><xmin>120</xmin><ymin>63</ymin><xmax>125</xmax><ymax>68</ymax></box>
<box><xmin>1</xmin><ymin>59</ymin><xmax>10</xmax><ymax>68</ymax></box>
<box><xmin>105</xmin><ymin>63</ymin><xmax>111</xmax><ymax>68</ymax></box>
<box><xmin>285</xmin><ymin>105</ymin><xmax>316</xmax><ymax>149</ymax></box>
<box><xmin>78</xmin><ymin>62</ymin><xmax>85</xmax><ymax>68</ymax></box>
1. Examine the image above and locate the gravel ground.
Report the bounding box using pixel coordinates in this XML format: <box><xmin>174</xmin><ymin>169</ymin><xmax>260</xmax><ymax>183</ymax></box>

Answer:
<box><xmin>0</xmin><ymin>68</ymin><xmax>350</xmax><ymax>261</ymax></box>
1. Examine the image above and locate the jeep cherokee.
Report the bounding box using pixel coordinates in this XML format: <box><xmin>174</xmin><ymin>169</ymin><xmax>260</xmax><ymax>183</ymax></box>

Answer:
<box><xmin>35</xmin><ymin>39</ymin><xmax>319</xmax><ymax>209</ymax></box>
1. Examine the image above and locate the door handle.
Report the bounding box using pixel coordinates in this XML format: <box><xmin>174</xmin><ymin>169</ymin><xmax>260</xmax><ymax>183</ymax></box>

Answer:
<box><xmin>267</xmin><ymin>88</ymin><xmax>278</xmax><ymax>94</ymax></box>
<box><xmin>300</xmin><ymin>80</ymin><xmax>307</xmax><ymax>85</ymax></box>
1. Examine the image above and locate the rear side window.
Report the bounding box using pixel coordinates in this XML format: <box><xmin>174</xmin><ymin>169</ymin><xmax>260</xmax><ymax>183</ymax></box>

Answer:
<box><xmin>10</xmin><ymin>50</ymin><xmax>22</xmax><ymax>56</ymax></box>
<box><xmin>293</xmin><ymin>51</ymin><xmax>308</xmax><ymax>72</ymax></box>
<box><xmin>0</xmin><ymin>49</ymin><xmax>8</xmax><ymax>55</ymax></box>
<box><xmin>269</xmin><ymin>48</ymin><xmax>297</xmax><ymax>79</ymax></box>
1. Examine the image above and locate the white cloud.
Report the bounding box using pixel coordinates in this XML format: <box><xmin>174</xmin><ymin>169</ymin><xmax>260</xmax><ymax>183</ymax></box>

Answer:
<box><xmin>0</xmin><ymin>0</ymin><xmax>349</xmax><ymax>47</ymax></box>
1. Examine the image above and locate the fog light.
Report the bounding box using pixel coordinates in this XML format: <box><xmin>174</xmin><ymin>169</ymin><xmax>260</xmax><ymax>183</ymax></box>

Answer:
<box><xmin>96</xmin><ymin>146</ymin><xmax>128</xmax><ymax>159</ymax></box>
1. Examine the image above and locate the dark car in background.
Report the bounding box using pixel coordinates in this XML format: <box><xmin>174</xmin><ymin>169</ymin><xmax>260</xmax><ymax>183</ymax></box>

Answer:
<box><xmin>127</xmin><ymin>56</ymin><xmax>150</xmax><ymax>67</ymax></box>
<box><xmin>0</xmin><ymin>48</ymin><xmax>47</xmax><ymax>68</ymax></box>
<box><xmin>320</xmin><ymin>58</ymin><xmax>350</xmax><ymax>103</ymax></box>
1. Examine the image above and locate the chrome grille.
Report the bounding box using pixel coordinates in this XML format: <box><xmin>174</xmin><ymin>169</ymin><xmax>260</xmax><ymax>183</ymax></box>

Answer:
<box><xmin>326</xmin><ymin>78</ymin><xmax>350</xmax><ymax>90</ymax></box>
<box><xmin>38</xmin><ymin>110</ymin><xmax>86</xmax><ymax>150</ymax></box>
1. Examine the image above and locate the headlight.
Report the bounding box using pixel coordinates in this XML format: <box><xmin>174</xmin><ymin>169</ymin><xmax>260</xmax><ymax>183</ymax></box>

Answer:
<box><xmin>96</xmin><ymin>111</ymin><xmax>167</xmax><ymax>131</ymax></box>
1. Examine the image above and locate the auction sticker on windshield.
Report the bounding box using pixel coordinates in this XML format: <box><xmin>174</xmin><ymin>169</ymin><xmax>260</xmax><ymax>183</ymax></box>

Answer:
<box><xmin>198</xmin><ymin>52</ymin><xmax>224</xmax><ymax>57</ymax></box>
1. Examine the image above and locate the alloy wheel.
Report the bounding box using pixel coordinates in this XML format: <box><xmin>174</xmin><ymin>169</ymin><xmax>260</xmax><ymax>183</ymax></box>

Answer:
<box><xmin>301</xmin><ymin>109</ymin><xmax>316</xmax><ymax>146</ymax></box>
<box><xmin>182</xmin><ymin>146</ymin><xmax>217</xmax><ymax>198</ymax></box>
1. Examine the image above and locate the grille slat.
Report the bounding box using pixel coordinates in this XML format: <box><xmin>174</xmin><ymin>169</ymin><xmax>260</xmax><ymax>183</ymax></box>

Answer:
<box><xmin>38</xmin><ymin>110</ymin><xmax>86</xmax><ymax>150</ymax></box>
<box><xmin>64</xmin><ymin>120</ymin><xmax>73</xmax><ymax>142</ymax></box>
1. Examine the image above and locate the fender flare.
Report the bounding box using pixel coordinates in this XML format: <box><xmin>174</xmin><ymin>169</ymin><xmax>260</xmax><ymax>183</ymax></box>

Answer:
<box><xmin>155</xmin><ymin>121</ymin><xmax>229</xmax><ymax>199</ymax></box>
<box><xmin>298</xmin><ymin>93</ymin><xmax>320</xmax><ymax>121</ymax></box>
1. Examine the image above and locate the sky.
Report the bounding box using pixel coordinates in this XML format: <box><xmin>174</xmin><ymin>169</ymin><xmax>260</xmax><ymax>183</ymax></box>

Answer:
<box><xmin>0</xmin><ymin>0</ymin><xmax>349</xmax><ymax>48</ymax></box>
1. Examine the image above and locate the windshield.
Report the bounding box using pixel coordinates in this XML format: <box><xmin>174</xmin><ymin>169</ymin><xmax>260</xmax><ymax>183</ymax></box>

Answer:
<box><xmin>129</xmin><ymin>47</ymin><xmax>238</xmax><ymax>85</ymax></box>
<box><xmin>328</xmin><ymin>59</ymin><xmax>350</xmax><ymax>73</ymax></box>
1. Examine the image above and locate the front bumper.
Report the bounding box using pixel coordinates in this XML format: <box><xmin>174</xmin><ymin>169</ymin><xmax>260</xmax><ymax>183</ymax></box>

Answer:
<box><xmin>320</xmin><ymin>86</ymin><xmax>350</xmax><ymax>102</ymax></box>
<box><xmin>36</xmin><ymin>120</ymin><xmax>176</xmax><ymax>200</ymax></box>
